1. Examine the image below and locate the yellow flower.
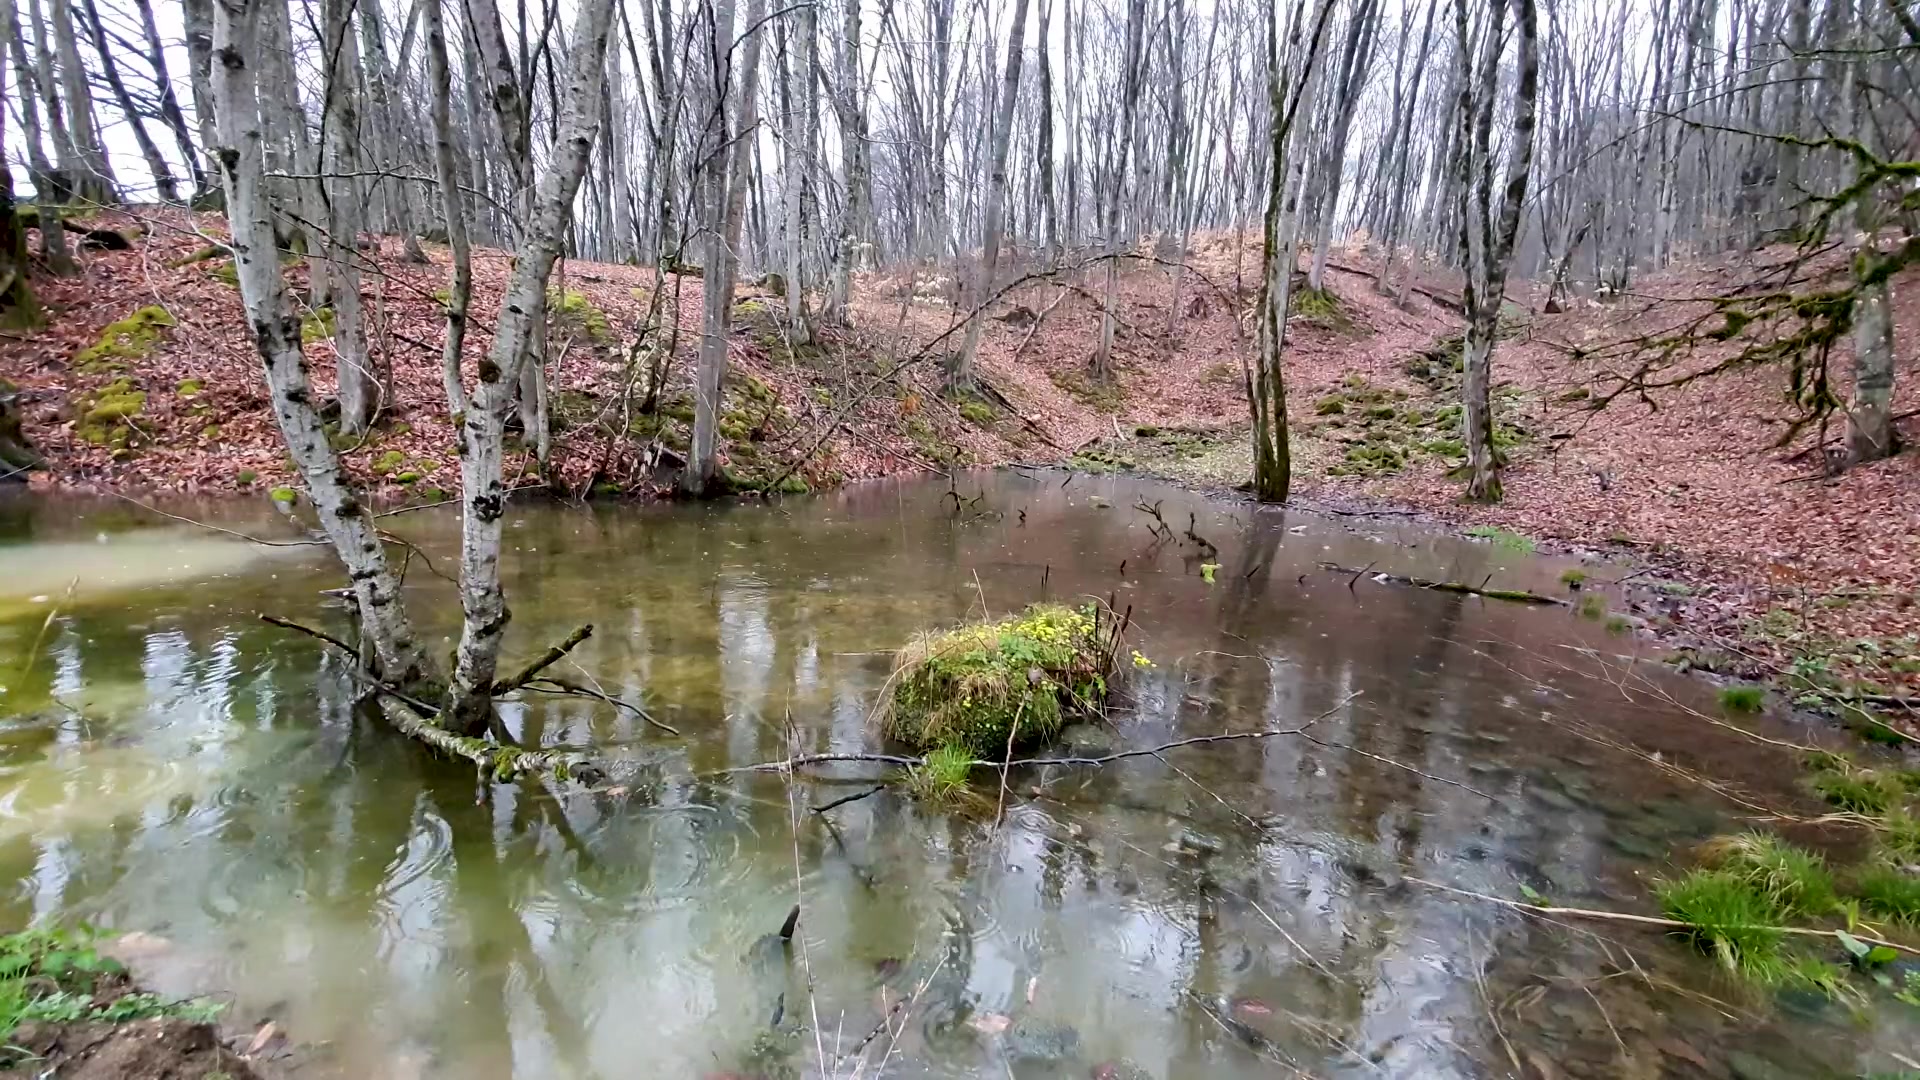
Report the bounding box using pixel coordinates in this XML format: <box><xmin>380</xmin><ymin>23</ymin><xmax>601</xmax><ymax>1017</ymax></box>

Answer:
<box><xmin>1131</xmin><ymin>650</ymin><xmax>1154</xmax><ymax>669</ymax></box>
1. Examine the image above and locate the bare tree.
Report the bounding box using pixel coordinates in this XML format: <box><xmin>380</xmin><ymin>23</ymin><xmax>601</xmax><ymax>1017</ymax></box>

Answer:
<box><xmin>950</xmin><ymin>0</ymin><xmax>1031</xmax><ymax>392</ymax></box>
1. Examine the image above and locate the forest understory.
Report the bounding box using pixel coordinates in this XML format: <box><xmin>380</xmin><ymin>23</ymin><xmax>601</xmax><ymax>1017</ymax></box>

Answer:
<box><xmin>3</xmin><ymin>206</ymin><xmax>1918</xmax><ymax>717</ymax></box>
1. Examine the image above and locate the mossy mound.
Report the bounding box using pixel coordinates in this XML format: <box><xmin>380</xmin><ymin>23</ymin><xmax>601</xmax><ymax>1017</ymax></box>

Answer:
<box><xmin>74</xmin><ymin>306</ymin><xmax>174</xmax><ymax>374</ymax></box>
<box><xmin>884</xmin><ymin>603</ymin><xmax>1112</xmax><ymax>758</ymax></box>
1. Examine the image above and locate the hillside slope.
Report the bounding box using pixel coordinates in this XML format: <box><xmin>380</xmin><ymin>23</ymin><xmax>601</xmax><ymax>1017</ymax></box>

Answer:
<box><xmin>3</xmin><ymin>208</ymin><xmax>1917</xmax><ymax>698</ymax></box>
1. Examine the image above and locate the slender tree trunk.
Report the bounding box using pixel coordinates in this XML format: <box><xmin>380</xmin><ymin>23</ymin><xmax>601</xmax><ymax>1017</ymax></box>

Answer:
<box><xmin>447</xmin><ymin>0</ymin><xmax>620</xmax><ymax>732</ymax></box>
<box><xmin>1035</xmin><ymin>0</ymin><xmax>1060</xmax><ymax>261</ymax></box>
<box><xmin>132</xmin><ymin>0</ymin><xmax>208</xmax><ymax>198</ymax></box>
<box><xmin>0</xmin><ymin>0</ymin><xmax>73</xmax><ymax>274</ymax></box>
<box><xmin>425</xmin><ymin>0</ymin><xmax>472</xmax><ymax>417</ymax></box>
<box><xmin>321</xmin><ymin>0</ymin><xmax>380</xmax><ymax>436</ymax></box>
<box><xmin>1092</xmin><ymin>0</ymin><xmax>1147</xmax><ymax>384</ymax></box>
<box><xmin>1456</xmin><ymin>0</ymin><xmax>1538</xmax><ymax>503</ymax></box>
<box><xmin>950</xmin><ymin>0</ymin><xmax>1031</xmax><ymax>391</ymax></box>
<box><xmin>1252</xmin><ymin>0</ymin><xmax>1336</xmax><ymax>503</ymax></box>
<box><xmin>182</xmin><ymin>0</ymin><xmax>219</xmax><ymax>163</ymax></box>
<box><xmin>78</xmin><ymin>0</ymin><xmax>177</xmax><ymax>201</ymax></box>
<box><xmin>209</xmin><ymin>0</ymin><xmax>431</xmax><ymax>693</ymax></box>
<box><xmin>686</xmin><ymin>0</ymin><xmax>766</xmax><ymax>495</ymax></box>
<box><xmin>47</xmin><ymin>0</ymin><xmax>114</xmax><ymax>203</ymax></box>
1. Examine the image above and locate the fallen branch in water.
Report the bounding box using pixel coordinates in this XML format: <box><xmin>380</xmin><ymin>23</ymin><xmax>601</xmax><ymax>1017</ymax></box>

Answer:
<box><xmin>520</xmin><ymin>676</ymin><xmax>682</xmax><ymax>736</ymax></box>
<box><xmin>1319</xmin><ymin>563</ymin><xmax>1568</xmax><ymax>606</ymax></box>
<box><xmin>811</xmin><ymin>783</ymin><xmax>889</xmax><ymax>814</ymax></box>
<box><xmin>493</xmin><ymin>624</ymin><xmax>594</xmax><ymax>692</ymax></box>
<box><xmin>1408</xmin><ymin>876</ymin><xmax>1920</xmax><ymax>957</ymax></box>
<box><xmin>258</xmin><ymin>613</ymin><xmax>358</xmax><ymax>657</ymax></box>
<box><xmin>261</xmin><ymin>613</ymin><xmax>628</xmax><ymax>782</ymax></box>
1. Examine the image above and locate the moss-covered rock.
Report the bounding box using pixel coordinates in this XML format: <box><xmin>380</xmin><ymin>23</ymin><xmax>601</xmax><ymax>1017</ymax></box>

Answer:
<box><xmin>884</xmin><ymin>603</ymin><xmax>1112</xmax><ymax>757</ymax></box>
<box><xmin>300</xmin><ymin>307</ymin><xmax>336</xmax><ymax>344</ymax></box>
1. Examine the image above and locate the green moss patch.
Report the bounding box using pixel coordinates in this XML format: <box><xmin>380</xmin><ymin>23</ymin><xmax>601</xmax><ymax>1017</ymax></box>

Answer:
<box><xmin>883</xmin><ymin>603</ymin><xmax>1114</xmax><ymax>758</ymax></box>
<box><xmin>550</xmin><ymin>288</ymin><xmax>615</xmax><ymax>344</ymax></box>
<box><xmin>300</xmin><ymin>306</ymin><xmax>336</xmax><ymax>344</ymax></box>
<box><xmin>74</xmin><ymin>306</ymin><xmax>174</xmax><ymax>373</ymax></box>
<box><xmin>1049</xmin><ymin>367</ymin><xmax>1125</xmax><ymax>413</ymax></box>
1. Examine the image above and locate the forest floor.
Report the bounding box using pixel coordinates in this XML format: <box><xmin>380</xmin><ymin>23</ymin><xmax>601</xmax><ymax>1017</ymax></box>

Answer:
<box><xmin>2</xmin><ymin>207</ymin><xmax>1917</xmax><ymax>723</ymax></box>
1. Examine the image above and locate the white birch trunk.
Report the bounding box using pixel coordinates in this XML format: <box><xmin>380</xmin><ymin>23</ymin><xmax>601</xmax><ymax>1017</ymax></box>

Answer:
<box><xmin>209</xmin><ymin>0</ymin><xmax>431</xmax><ymax>692</ymax></box>
<box><xmin>447</xmin><ymin>0</ymin><xmax>619</xmax><ymax>731</ymax></box>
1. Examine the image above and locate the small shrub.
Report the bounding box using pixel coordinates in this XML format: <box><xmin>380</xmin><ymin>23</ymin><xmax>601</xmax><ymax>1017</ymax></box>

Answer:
<box><xmin>1719</xmin><ymin>685</ymin><xmax>1766</xmax><ymax>713</ymax></box>
<box><xmin>884</xmin><ymin>603</ymin><xmax>1112</xmax><ymax>758</ymax></box>
<box><xmin>1699</xmin><ymin>832</ymin><xmax>1837</xmax><ymax>917</ymax></box>
<box><xmin>1655</xmin><ymin>870</ymin><xmax>1787</xmax><ymax>977</ymax></box>
<box><xmin>1853</xmin><ymin>866</ymin><xmax>1920</xmax><ymax>924</ymax></box>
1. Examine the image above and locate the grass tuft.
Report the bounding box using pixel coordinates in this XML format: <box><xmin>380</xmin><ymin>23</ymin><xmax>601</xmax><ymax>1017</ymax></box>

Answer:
<box><xmin>1718</xmin><ymin>684</ymin><xmax>1766</xmax><ymax>713</ymax></box>
<box><xmin>1465</xmin><ymin>525</ymin><xmax>1535</xmax><ymax>553</ymax></box>
<box><xmin>1558</xmin><ymin>567</ymin><xmax>1588</xmax><ymax>588</ymax></box>
<box><xmin>1578</xmin><ymin>593</ymin><xmax>1607</xmax><ymax>620</ymax></box>
<box><xmin>907</xmin><ymin>745</ymin><xmax>975</xmax><ymax>802</ymax></box>
<box><xmin>1809</xmin><ymin>767</ymin><xmax>1903</xmax><ymax>813</ymax></box>
<box><xmin>1853</xmin><ymin>865</ymin><xmax>1920</xmax><ymax>924</ymax></box>
<box><xmin>1698</xmin><ymin>832</ymin><xmax>1837</xmax><ymax>917</ymax></box>
<box><xmin>1655</xmin><ymin>869</ymin><xmax>1788</xmax><ymax>978</ymax></box>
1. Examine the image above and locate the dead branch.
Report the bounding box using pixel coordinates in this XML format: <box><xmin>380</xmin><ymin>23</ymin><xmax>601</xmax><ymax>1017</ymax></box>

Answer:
<box><xmin>258</xmin><ymin>613</ymin><xmax>358</xmax><ymax>655</ymax></box>
<box><xmin>520</xmin><ymin>676</ymin><xmax>683</xmax><ymax>735</ymax></box>
<box><xmin>1319</xmin><ymin>563</ymin><xmax>1568</xmax><ymax>605</ymax></box>
<box><xmin>492</xmin><ymin>624</ymin><xmax>595</xmax><ymax>693</ymax></box>
<box><xmin>1408</xmin><ymin>876</ymin><xmax>1920</xmax><ymax>958</ymax></box>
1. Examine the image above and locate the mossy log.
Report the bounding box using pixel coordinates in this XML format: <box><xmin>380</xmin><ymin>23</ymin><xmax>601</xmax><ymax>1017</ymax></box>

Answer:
<box><xmin>881</xmin><ymin>603</ymin><xmax>1117</xmax><ymax>758</ymax></box>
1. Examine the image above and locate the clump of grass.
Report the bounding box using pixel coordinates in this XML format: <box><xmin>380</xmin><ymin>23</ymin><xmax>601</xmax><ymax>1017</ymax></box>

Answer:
<box><xmin>1879</xmin><ymin>811</ymin><xmax>1920</xmax><ymax>864</ymax></box>
<box><xmin>906</xmin><ymin>745</ymin><xmax>975</xmax><ymax>802</ymax></box>
<box><xmin>1559</xmin><ymin>567</ymin><xmax>1588</xmax><ymax>588</ymax></box>
<box><xmin>1465</xmin><ymin>525</ymin><xmax>1535</xmax><ymax>553</ymax></box>
<box><xmin>1698</xmin><ymin>832</ymin><xmax>1837</xmax><ymax>917</ymax></box>
<box><xmin>1718</xmin><ymin>684</ymin><xmax>1766</xmax><ymax>713</ymax></box>
<box><xmin>1605</xmin><ymin>615</ymin><xmax>1632</xmax><ymax>635</ymax></box>
<box><xmin>1853</xmin><ymin>865</ymin><xmax>1920</xmax><ymax>924</ymax></box>
<box><xmin>1655</xmin><ymin>869</ymin><xmax>1788</xmax><ymax>979</ymax></box>
<box><xmin>883</xmin><ymin>603</ymin><xmax>1113</xmax><ymax>758</ymax></box>
<box><xmin>1809</xmin><ymin>767</ymin><xmax>1903</xmax><ymax>813</ymax></box>
<box><xmin>1578</xmin><ymin>593</ymin><xmax>1608</xmax><ymax>620</ymax></box>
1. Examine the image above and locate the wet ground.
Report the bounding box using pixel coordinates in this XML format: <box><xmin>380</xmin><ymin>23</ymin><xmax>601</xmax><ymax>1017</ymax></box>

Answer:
<box><xmin>0</xmin><ymin>472</ymin><xmax>1912</xmax><ymax>1078</ymax></box>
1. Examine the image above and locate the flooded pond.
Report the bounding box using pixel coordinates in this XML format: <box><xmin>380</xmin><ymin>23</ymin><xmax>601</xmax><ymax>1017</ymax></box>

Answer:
<box><xmin>0</xmin><ymin>472</ymin><xmax>1911</xmax><ymax>1078</ymax></box>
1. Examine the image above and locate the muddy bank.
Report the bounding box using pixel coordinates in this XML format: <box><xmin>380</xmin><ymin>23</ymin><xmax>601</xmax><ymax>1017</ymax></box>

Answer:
<box><xmin>10</xmin><ymin>1016</ymin><xmax>262</xmax><ymax>1080</ymax></box>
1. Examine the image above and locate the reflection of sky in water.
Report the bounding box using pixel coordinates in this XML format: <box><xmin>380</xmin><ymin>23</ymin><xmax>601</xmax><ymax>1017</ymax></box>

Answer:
<box><xmin>0</xmin><ymin>474</ymin><xmax>1911</xmax><ymax>1078</ymax></box>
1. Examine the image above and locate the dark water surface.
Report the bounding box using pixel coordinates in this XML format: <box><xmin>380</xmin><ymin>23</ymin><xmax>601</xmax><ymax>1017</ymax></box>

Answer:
<box><xmin>0</xmin><ymin>472</ymin><xmax>1911</xmax><ymax>1078</ymax></box>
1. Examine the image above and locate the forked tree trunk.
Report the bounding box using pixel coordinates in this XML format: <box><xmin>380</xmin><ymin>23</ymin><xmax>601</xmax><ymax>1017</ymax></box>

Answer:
<box><xmin>1455</xmin><ymin>0</ymin><xmax>1538</xmax><ymax>503</ymax></box>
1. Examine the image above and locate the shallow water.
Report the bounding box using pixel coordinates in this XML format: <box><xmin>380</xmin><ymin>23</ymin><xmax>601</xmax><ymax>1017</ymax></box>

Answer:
<box><xmin>0</xmin><ymin>473</ymin><xmax>1911</xmax><ymax>1078</ymax></box>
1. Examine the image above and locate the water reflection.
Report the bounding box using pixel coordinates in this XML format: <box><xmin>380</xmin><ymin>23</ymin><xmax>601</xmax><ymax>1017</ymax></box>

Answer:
<box><xmin>0</xmin><ymin>474</ymin><xmax>1908</xmax><ymax>1078</ymax></box>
